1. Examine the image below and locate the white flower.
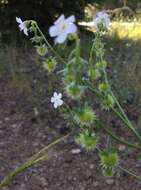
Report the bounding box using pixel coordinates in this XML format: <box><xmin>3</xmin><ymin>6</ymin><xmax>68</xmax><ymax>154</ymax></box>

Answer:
<box><xmin>49</xmin><ymin>14</ymin><xmax>77</xmax><ymax>44</ymax></box>
<box><xmin>51</xmin><ymin>92</ymin><xmax>63</xmax><ymax>109</ymax></box>
<box><xmin>16</xmin><ymin>17</ymin><xmax>28</xmax><ymax>36</ymax></box>
<box><xmin>93</xmin><ymin>12</ymin><xmax>110</xmax><ymax>30</ymax></box>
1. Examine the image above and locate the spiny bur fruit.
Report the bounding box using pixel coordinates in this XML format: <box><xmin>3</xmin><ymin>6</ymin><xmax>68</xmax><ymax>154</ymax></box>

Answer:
<box><xmin>66</xmin><ymin>82</ymin><xmax>85</xmax><ymax>99</ymax></box>
<box><xmin>99</xmin><ymin>83</ymin><xmax>109</xmax><ymax>93</ymax></box>
<box><xmin>99</xmin><ymin>149</ymin><xmax>118</xmax><ymax>177</ymax></box>
<box><xmin>96</xmin><ymin>60</ymin><xmax>107</xmax><ymax>70</ymax></box>
<box><xmin>102</xmin><ymin>94</ymin><xmax>115</xmax><ymax>110</ymax></box>
<box><xmin>63</xmin><ymin>69</ymin><xmax>76</xmax><ymax>84</ymax></box>
<box><xmin>75</xmin><ymin>129</ymin><xmax>97</xmax><ymax>151</ymax></box>
<box><xmin>43</xmin><ymin>57</ymin><xmax>57</xmax><ymax>73</ymax></box>
<box><xmin>88</xmin><ymin>68</ymin><xmax>101</xmax><ymax>80</ymax></box>
<box><xmin>37</xmin><ymin>44</ymin><xmax>48</xmax><ymax>56</ymax></box>
<box><xmin>75</xmin><ymin>105</ymin><xmax>96</xmax><ymax>126</ymax></box>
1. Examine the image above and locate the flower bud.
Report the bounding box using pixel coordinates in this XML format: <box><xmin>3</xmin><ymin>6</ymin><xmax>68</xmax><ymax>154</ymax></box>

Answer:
<box><xmin>68</xmin><ymin>33</ymin><xmax>78</xmax><ymax>41</ymax></box>
<box><xmin>24</xmin><ymin>21</ymin><xmax>30</xmax><ymax>28</ymax></box>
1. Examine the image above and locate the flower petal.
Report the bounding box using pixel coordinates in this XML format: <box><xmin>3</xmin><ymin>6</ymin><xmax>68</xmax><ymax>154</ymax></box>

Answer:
<box><xmin>19</xmin><ymin>23</ymin><xmax>24</xmax><ymax>29</ymax></box>
<box><xmin>16</xmin><ymin>17</ymin><xmax>22</xmax><ymax>24</ymax></box>
<box><xmin>53</xmin><ymin>92</ymin><xmax>58</xmax><ymax>98</ymax></box>
<box><xmin>66</xmin><ymin>24</ymin><xmax>77</xmax><ymax>34</ymax></box>
<box><xmin>58</xmin><ymin>99</ymin><xmax>63</xmax><ymax>106</ymax></box>
<box><xmin>54</xmin><ymin>15</ymin><xmax>65</xmax><ymax>25</ymax></box>
<box><xmin>58</xmin><ymin>93</ymin><xmax>62</xmax><ymax>99</ymax></box>
<box><xmin>24</xmin><ymin>28</ymin><xmax>28</xmax><ymax>36</ymax></box>
<box><xmin>55</xmin><ymin>33</ymin><xmax>67</xmax><ymax>44</ymax></box>
<box><xmin>49</xmin><ymin>25</ymin><xmax>59</xmax><ymax>37</ymax></box>
<box><xmin>54</xmin><ymin>103</ymin><xmax>58</xmax><ymax>109</ymax></box>
<box><xmin>66</xmin><ymin>15</ymin><xmax>75</xmax><ymax>23</ymax></box>
<box><xmin>51</xmin><ymin>97</ymin><xmax>55</xmax><ymax>103</ymax></box>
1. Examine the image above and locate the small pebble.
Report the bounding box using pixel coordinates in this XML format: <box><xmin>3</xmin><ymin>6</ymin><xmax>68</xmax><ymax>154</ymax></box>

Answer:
<box><xmin>93</xmin><ymin>181</ymin><xmax>99</xmax><ymax>187</ymax></box>
<box><xmin>118</xmin><ymin>145</ymin><xmax>126</xmax><ymax>151</ymax></box>
<box><xmin>89</xmin><ymin>164</ymin><xmax>94</xmax><ymax>169</ymax></box>
<box><xmin>126</xmin><ymin>43</ymin><xmax>131</xmax><ymax>47</ymax></box>
<box><xmin>2</xmin><ymin>187</ymin><xmax>9</xmax><ymax>190</ymax></box>
<box><xmin>4</xmin><ymin>117</ymin><xmax>10</xmax><ymax>121</ymax></box>
<box><xmin>71</xmin><ymin>148</ymin><xmax>81</xmax><ymax>154</ymax></box>
<box><xmin>39</xmin><ymin>177</ymin><xmax>48</xmax><ymax>186</ymax></box>
<box><xmin>11</xmin><ymin>124</ymin><xmax>17</xmax><ymax>128</ymax></box>
<box><xmin>106</xmin><ymin>178</ymin><xmax>114</xmax><ymax>185</ymax></box>
<box><xmin>34</xmin><ymin>107</ymin><xmax>39</xmax><ymax>116</ymax></box>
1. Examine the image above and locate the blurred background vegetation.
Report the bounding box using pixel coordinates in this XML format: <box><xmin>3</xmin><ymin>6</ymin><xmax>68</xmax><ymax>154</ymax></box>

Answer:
<box><xmin>0</xmin><ymin>0</ymin><xmax>141</xmax><ymax>42</ymax></box>
<box><xmin>0</xmin><ymin>0</ymin><xmax>141</xmax><ymax>116</ymax></box>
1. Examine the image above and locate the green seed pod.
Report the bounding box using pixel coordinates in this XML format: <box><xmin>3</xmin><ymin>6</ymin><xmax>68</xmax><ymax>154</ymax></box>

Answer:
<box><xmin>102</xmin><ymin>94</ymin><xmax>115</xmax><ymax>110</ymax></box>
<box><xmin>102</xmin><ymin>167</ymin><xmax>114</xmax><ymax>177</ymax></box>
<box><xmin>88</xmin><ymin>68</ymin><xmax>101</xmax><ymax>80</ymax></box>
<box><xmin>96</xmin><ymin>60</ymin><xmax>107</xmax><ymax>70</ymax></box>
<box><xmin>75</xmin><ymin>106</ymin><xmax>96</xmax><ymax>126</ymax></box>
<box><xmin>99</xmin><ymin>83</ymin><xmax>109</xmax><ymax>93</ymax></box>
<box><xmin>63</xmin><ymin>69</ymin><xmax>76</xmax><ymax>84</ymax></box>
<box><xmin>68</xmin><ymin>33</ymin><xmax>78</xmax><ymax>41</ymax></box>
<box><xmin>75</xmin><ymin>129</ymin><xmax>97</xmax><ymax>151</ymax></box>
<box><xmin>43</xmin><ymin>58</ymin><xmax>57</xmax><ymax>73</ymax></box>
<box><xmin>37</xmin><ymin>44</ymin><xmax>48</xmax><ymax>56</ymax></box>
<box><xmin>66</xmin><ymin>82</ymin><xmax>85</xmax><ymax>99</ymax></box>
<box><xmin>99</xmin><ymin>149</ymin><xmax>118</xmax><ymax>177</ymax></box>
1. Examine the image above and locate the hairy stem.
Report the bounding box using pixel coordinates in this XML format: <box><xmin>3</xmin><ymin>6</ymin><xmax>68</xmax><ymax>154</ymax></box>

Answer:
<box><xmin>118</xmin><ymin>165</ymin><xmax>141</xmax><ymax>182</ymax></box>
<box><xmin>0</xmin><ymin>155</ymin><xmax>48</xmax><ymax>187</ymax></box>
<box><xmin>0</xmin><ymin>134</ymin><xmax>70</xmax><ymax>187</ymax></box>
<box><xmin>104</xmin><ymin>69</ymin><xmax>141</xmax><ymax>142</ymax></box>
<box><xmin>96</xmin><ymin>120</ymin><xmax>141</xmax><ymax>150</ymax></box>
<box><xmin>85</xmin><ymin>79</ymin><xmax>141</xmax><ymax>142</ymax></box>
<box><xmin>34</xmin><ymin>21</ymin><xmax>66</xmax><ymax>64</ymax></box>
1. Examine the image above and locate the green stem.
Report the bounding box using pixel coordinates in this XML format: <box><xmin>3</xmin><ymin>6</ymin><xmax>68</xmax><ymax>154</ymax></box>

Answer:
<box><xmin>0</xmin><ymin>155</ymin><xmax>48</xmax><ymax>187</ymax></box>
<box><xmin>84</xmin><ymin>79</ymin><xmax>141</xmax><ymax>142</ymax></box>
<box><xmin>112</xmin><ymin>91</ymin><xmax>135</xmax><ymax>127</ymax></box>
<box><xmin>103</xmin><ymin>69</ymin><xmax>141</xmax><ymax>142</ymax></box>
<box><xmin>111</xmin><ymin>106</ymin><xmax>141</xmax><ymax>142</ymax></box>
<box><xmin>96</xmin><ymin>121</ymin><xmax>141</xmax><ymax>150</ymax></box>
<box><xmin>34</xmin><ymin>21</ymin><xmax>66</xmax><ymax>64</ymax></box>
<box><xmin>0</xmin><ymin>134</ymin><xmax>70</xmax><ymax>187</ymax></box>
<box><xmin>75</xmin><ymin>37</ymin><xmax>82</xmax><ymax>83</ymax></box>
<box><xmin>118</xmin><ymin>165</ymin><xmax>141</xmax><ymax>182</ymax></box>
<box><xmin>28</xmin><ymin>133</ymin><xmax>70</xmax><ymax>162</ymax></box>
<box><xmin>88</xmin><ymin>35</ymin><xmax>96</xmax><ymax>68</ymax></box>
